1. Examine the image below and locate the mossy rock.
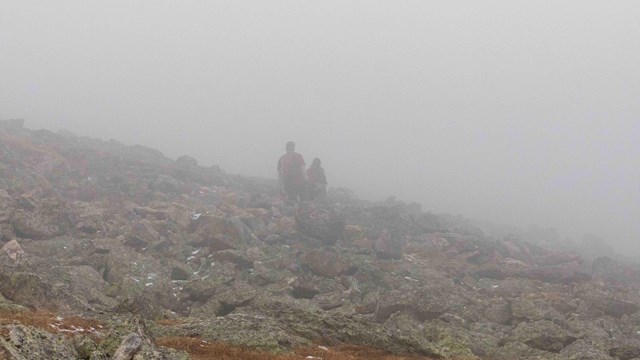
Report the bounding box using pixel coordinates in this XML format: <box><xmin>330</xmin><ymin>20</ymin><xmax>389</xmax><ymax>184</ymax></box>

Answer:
<box><xmin>421</xmin><ymin>323</ymin><xmax>478</xmax><ymax>358</ymax></box>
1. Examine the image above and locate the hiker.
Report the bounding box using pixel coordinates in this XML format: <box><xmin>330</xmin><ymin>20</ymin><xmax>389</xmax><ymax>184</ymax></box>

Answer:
<box><xmin>306</xmin><ymin>158</ymin><xmax>327</xmax><ymax>199</ymax></box>
<box><xmin>277</xmin><ymin>141</ymin><xmax>306</xmax><ymax>201</ymax></box>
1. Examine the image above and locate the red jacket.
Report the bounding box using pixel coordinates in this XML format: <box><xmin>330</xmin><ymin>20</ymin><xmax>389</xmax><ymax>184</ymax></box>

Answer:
<box><xmin>278</xmin><ymin>152</ymin><xmax>305</xmax><ymax>185</ymax></box>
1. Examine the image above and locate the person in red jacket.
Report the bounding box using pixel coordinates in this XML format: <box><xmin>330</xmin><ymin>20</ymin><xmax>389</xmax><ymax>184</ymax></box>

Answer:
<box><xmin>306</xmin><ymin>158</ymin><xmax>327</xmax><ymax>199</ymax></box>
<box><xmin>277</xmin><ymin>141</ymin><xmax>306</xmax><ymax>201</ymax></box>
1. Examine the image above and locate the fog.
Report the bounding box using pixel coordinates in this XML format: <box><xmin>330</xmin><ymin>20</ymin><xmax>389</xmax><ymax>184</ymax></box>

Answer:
<box><xmin>1</xmin><ymin>2</ymin><xmax>638</xmax><ymax>254</ymax></box>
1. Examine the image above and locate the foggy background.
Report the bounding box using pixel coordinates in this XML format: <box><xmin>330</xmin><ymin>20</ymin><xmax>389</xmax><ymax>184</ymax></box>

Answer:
<box><xmin>1</xmin><ymin>2</ymin><xmax>638</xmax><ymax>253</ymax></box>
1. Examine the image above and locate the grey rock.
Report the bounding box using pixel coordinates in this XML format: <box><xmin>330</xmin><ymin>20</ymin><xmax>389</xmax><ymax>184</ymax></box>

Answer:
<box><xmin>175</xmin><ymin>155</ymin><xmax>198</xmax><ymax>167</ymax></box>
<box><xmin>295</xmin><ymin>203</ymin><xmax>345</xmax><ymax>246</ymax></box>
<box><xmin>511</xmin><ymin>320</ymin><xmax>577</xmax><ymax>353</ymax></box>
<box><xmin>113</xmin><ymin>333</ymin><xmax>143</xmax><ymax>360</ymax></box>
<box><xmin>484</xmin><ymin>301</ymin><xmax>513</xmax><ymax>325</ymax></box>
<box><xmin>609</xmin><ymin>345</ymin><xmax>640</xmax><ymax>360</ymax></box>
<box><xmin>73</xmin><ymin>335</ymin><xmax>98</xmax><ymax>359</ymax></box>
<box><xmin>301</xmin><ymin>247</ymin><xmax>352</xmax><ymax>278</ymax></box>
<box><xmin>560</xmin><ymin>339</ymin><xmax>613</xmax><ymax>360</ymax></box>
<box><xmin>170</xmin><ymin>266</ymin><xmax>190</xmax><ymax>281</ymax></box>
<box><xmin>1</xmin><ymin>325</ymin><xmax>78</xmax><ymax>360</ymax></box>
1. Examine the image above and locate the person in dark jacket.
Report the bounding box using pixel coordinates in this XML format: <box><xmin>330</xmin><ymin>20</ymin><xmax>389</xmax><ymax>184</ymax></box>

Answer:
<box><xmin>306</xmin><ymin>157</ymin><xmax>327</xmax><ymax>199</ymax></box>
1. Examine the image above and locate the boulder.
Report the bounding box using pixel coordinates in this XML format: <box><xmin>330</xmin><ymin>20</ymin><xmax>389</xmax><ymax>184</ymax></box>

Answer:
<box><xmin>355</xmin><ymin>291</ymin><xmax>380</xmax><ymax>314</ymax></box>
<box><xmin>301</xmin><ymin>248</ymin><xmax>352</xmax><ymax>278</ymax></box>
<box><xmin>0</xmin><ymin>292</ymin><xmax>26</xmax><ymax>312</ymax></box>
<box><xmin>412</xmin><ymin>233</ymin><xmax>450</xmax><ymax>251</ymax></box>
<box><xmin>211</xmin><ymin>249</ymin><xmax>253</xmax><ymax>270</ymax></box>
<box><xmin>604</xmin><ymin>299</ymin><xmax>639</xmax><ymax>318</ymax></box>
<box><xmin>0</xmin><ymin>325</ymin><xmax>78</xmax><ymax>359</ymax></box>
<box><xmin>113</xmin><ymin>296</ymin><xmax>165</xmax><ymax>320</ymax></box>
<box><xmin>175</xmin><ymin>155</ymin><xmax>198</xmax><ymax>167</ymax></box>
<box><xmin>45</xmin><ymin>265</ymin><xmax>118</xmax><ymax>311</ymax></box>
<box><xmin>123</xmin><ymin>222</ymin><xmax>159</xmax><ymax>249</ymax></box>
<box><xmin>342</xmin><ymin>224</ymin><xmax>365</xmax><ymax>244</ymax></box>
<box><xmin>113</xmin><ymin>333</ymin><xmax>142</xmax><ymax>360</ymax></box>
<box><xmin>170</xmin><ymin>266</ymin><xmax>190</xmax><ymax>281</ymax></box>
<box><xmin>72</xmin><ymin>335</ymin><xmax>99</xmax><ymax>359</ymax></box>
<box><xmin>213</xmin><ymin>283</ymin><xmax>257</xmax><ymax>316</ymax></box>
<box><xmin>295</xmin><ymin>203</ymin><xmax>345</xmax><ymax>246</ymax></box>
<box><xmin>418</xmin><ymin>322</ymin><xmax>486</xmax><ymax>359</ymax></box>
<box><xmin>2</xmin><ymin>239</ymin><xmax>24</xmax><ymax>261</ymax></box>
<box><xmin>341</xmin><ymin>204</ymin><xmax>418</xmax><ymax>241</ymax></box>
<box><xmin>375</xmin><ymin>286</ymin><xmax>456</xmax><ymax>322</ymax></box>
<box><xmin>497</xmin><ymin>238</ymin><xmax>529</xmax><ymax>260</ymax></box>
<box><xmin>291</xmin><ymin>275</ymin><xmax>337</xmax><ymax>299</ymax></box>
<box><xmin>577</xmin><ymin>290</ymin><xmax>640</xmax><ymax>319</ymax></box>
<box><xmin>182</xmin><ymin>263</ymin><xmax>237</xmax><ymax>303</ymax></box>
<box><xmin>245</xmin><ymin>247</ymin><xmax>265</xmax><ymax>262</ymax></box>
<box><xmin>609</xmin><ymin>344</ymin><xmax>640</xmax><ymax>360</ymax></box>
<box><xmin>342</xmin><ymin>224</ymin><xmax>374</xmax><ymax>253</ymax></box>
<box><xmin>511</xmin><ymin>297</ymin><xmax>563</xmax><ymax>323</ymax></box>
<box><xmin>373</xmin><ymin>230</ymin><xmax>405</xmax><ymax>260</ymax></box>
<box><xmin>559</xmin><ymin>339</ymin><xmax>613</xmax><ymax>360</ymax></box>
<box><xmin>240</xmin><ymin>212</ymin><xmax>267</xmax><ymax>235</ymax></box>
<box><xmin>521</xmin><ymin>261</ymin><xmax>590</xmax><ymax>284</ymax></box>
<box><xmin>276</xmin><ymin>216</ymin><xmax>296</xmax><ymax>235</ymax></box>
<box><xmin>132</xmin><ymin>206</ymin><xmax>168</xmax><ymax>221</ymax></box>
<box><xmin>475</xmin><ymin>264</ymin><xmax>509</xmax><ymax>280</ymax></box>
<box><xmin>192</xmin><ymin>215</ymin><xmax>242</xmax><ymax>246</ymax></box>
<box><xmin>484</xmin><ymin>302</ymin><xmax>513</xmax><ymax>325</ymax></box>
<box><xmin>11</xmin><ymin>199</ymin><xmax>71</xmax><ymax>240</ymax></box>
<box><xmin>0</xmin><ymin>272</ymin><xmax>50</xmax><ymax>308</ymax></box>
<box><xmin>314</xmin><ymin>290</ymin><xmax>344</xmax><ymax>310</ymax></box>
<box><xmin>102</xmin><ymin>244</ymin><xmax>162</xmax><ymax>284</ymax></box>
<box><xmin>511</xmin><ymin>320</ymin><xmax>577</xmax><ymax>353</ymax></box>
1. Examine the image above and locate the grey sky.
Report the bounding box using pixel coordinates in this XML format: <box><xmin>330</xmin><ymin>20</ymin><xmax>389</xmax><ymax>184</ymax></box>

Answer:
<box><xmin>1</xmin><ymin>1</ymin><xmax>639</xmax><ymax>253</ymax></box>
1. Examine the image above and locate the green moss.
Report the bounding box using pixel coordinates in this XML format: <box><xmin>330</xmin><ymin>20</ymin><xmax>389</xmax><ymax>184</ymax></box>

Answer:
<box><xmin>422</xmin><ymin>324</ymin><xmax>476</xmax><ymax>358</ymax></box>
<box><xmin>0</xmin><ymin>292</ymin><xmax>27</xmax><ymax>311</ymax></box>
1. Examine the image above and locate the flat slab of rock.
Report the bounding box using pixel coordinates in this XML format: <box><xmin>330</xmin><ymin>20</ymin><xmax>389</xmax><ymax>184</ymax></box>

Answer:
<box><xmin>511</xmin><ymin>320</ymin><xmax>577</xmax><ymax>353</ymax></box>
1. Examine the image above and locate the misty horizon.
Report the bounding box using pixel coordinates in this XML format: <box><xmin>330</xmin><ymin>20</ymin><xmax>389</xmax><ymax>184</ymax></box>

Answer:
<box><xmin>1</xmin><ymin>1</ymin><xmax>638</xmax><ymax>254</ymax></box>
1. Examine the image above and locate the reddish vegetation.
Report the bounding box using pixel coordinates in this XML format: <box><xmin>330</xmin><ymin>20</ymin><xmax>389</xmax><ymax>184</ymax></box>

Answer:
<box><xmin>154</xmin><ymin>318</ymin><xmax>188</xmax><ymax>326</ymax></box>
<box><xmin>0</xmin><ymin>310</ymin><xmax>105</xmax><ymax>340</ymax></box>
<box><xmin>0</xmin><ymin>312</ymin><xmax>478</xmax><ymax>360</ymax></box>
<box><xmin>156</xmin><ymin>336</ymin><xmax>463</xmax><ymax>360</ymax></box>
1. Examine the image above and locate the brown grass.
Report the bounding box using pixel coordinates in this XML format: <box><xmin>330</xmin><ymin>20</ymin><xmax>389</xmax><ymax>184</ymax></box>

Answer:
<box><xmin>0</xmin><ymin>310</ymin><xmax>105</xmax><ymax>339</ymax></box>
<box><xmin>155</xmin><ymin>318</ymin><xmax>187</xmax><ymax>326</ymax></box>
<box><xmin>0</xmin><ymin>312</ymin><xmax>479</xmax><ymax>360</ymax></box>
<box><xmin>157</xmin><ymin>336</ymin><xmax>297</xmax><ymax>360</ymax></box>
<box><xmin>157</xmin><ymin>336</ymin><xmax>468</xmax><ymax>360</ymax></box>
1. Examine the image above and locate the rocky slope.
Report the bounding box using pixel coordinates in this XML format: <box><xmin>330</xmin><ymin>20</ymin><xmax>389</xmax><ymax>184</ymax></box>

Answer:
<box><xmin>0</xmin><ymin>119</ymin><xmax>639</xmax><ymax>360</ymax></box>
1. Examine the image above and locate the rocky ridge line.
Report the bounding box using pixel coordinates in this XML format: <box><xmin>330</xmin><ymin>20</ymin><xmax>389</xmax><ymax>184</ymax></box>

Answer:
<box><xmin>0</xmin><ymin>119</ymin><xmax>639</xmax><ymax>359</ymax></box>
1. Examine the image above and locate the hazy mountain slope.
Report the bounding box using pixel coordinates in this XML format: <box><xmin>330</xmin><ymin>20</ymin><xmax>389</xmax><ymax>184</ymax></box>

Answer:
<box><xmin>0</xmin><ymin>119</ymin><xmax>639</xmax><ymax>360</ymax></box>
